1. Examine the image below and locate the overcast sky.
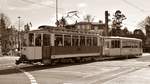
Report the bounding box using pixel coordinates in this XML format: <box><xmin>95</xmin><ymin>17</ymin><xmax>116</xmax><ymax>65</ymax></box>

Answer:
<box><xmin>0</xmin><ymin>0</ymin><xmax>150</xmax><ymax>31</ymax></box>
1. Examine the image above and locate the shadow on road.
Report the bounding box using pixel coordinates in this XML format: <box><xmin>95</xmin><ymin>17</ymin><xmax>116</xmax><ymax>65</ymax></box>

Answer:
<box><xmin>0</xmin><ymin>56</ymin><xmax>140</xmax><ymax>75</ymax></box>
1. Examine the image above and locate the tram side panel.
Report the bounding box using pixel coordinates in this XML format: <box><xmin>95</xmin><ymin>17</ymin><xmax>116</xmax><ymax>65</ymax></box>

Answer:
<box><xmin>50</xmin><ymin>46</ymin><xmax>100</xmax><ymax>59</ymax></box>
<box><xmin>103</xmin><ymin>39</ymin><xmax>121</xmax><ymax>56</ymax></box>
<box><xmin>103</xmin><ymin>37</ymin><xmax>143</xmax><ymax>57</ymax></box>
<box><xmin>103</xmin><ymin>39</ymin><xmax>110</xmax><ymax>56</ymax></box>
<box><xmin>120</xmin><ymin>40</ymin><xmax>133</xmax><ymax>56</ymax></box>
<box><xmin>50</xmin><ymin>34</ymin><xmax>102</xmax><ymax>59</ymax></box>
<box><xmin>120</xmin><ymin>39</ymin><xmax>142</xmax><ymax>56</ymax></box>
<box><xmin>109</xmin><ymin>40</ymin><xmax>121</xmax><ymax>56</ymax></box>
<box><xmin>21</xmin><ymin>33</ymin><xmax>43</xmax><ymax>60</ymax></box>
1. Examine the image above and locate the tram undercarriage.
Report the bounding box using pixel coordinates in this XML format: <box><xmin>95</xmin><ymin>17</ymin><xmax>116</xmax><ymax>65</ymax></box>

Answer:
<box><xmin>15</xmin><ymin>55</ymin><xmax>103</xmax><ymax>65</ymax></box>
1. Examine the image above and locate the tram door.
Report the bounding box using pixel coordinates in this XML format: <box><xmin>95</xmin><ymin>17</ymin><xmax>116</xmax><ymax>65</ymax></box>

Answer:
<box><xmin>42</xmin><ymin>34</ymin><xmax>51</xmax><ymax>62</ymax></box>
<box><xmin>103</xmin><ymin>39</ymin><xmax>110</xmax><ymax>56</ymax></box>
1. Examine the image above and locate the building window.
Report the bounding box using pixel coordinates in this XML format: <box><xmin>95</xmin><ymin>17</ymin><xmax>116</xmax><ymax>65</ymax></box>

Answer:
<box><xmin>82</xmin><ymin>25</ymin><xmax>85</xmax><ymax>30</ymax></box>
<box><xmin>77</xmin><ymin>25</ymin><xmax>80</xmax><ymax>29</ymax></box>
<box><xmin>87</xmin><ymin>25</ymin><xmax>90</xmax><ymax>30</ymax></box>
<box><xmin>94</xmin><ymin>26</ymin><xmax>98</xmax><ymax>30</ymax></box>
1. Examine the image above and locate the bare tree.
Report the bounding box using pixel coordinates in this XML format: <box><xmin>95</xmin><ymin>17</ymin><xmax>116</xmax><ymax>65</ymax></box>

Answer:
<box><xmin>84</xmin><ymin>14</ymin><xmax>94</xmax><ymax>22</ymax></box>
<box><xmin>138</xmin><ymin>16</ymin><xmax>150</xmax><ymax>33</ymax></box>
<box><xmin>24</xmin><ymin>23</ymin><xmax>30</xmax><ymax>32</ymax></box>
<box><xmin>0</xmin><ymin>13</ymin><xmax>11</xmax><ymax>54</ymax></box>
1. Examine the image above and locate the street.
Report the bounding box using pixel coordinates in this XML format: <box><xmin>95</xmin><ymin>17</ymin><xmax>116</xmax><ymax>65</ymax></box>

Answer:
<box><xmin>0</xmin><ymin>54</ymin><xmax>150</xmax><ymax>84</ymax></box>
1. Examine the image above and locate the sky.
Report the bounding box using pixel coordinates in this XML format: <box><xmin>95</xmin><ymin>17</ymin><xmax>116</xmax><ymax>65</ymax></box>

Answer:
<box><xmin>0</xmin><ymin>0</ymin><xmax>150</xmax><ymax>31</ymax></box>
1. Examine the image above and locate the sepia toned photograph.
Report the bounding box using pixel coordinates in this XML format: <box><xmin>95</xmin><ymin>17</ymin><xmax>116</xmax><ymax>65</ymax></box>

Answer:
<box><xmin>0</xmin><ymin>0</ymin><xmax>150</xmax><ymax>84</ymax></box>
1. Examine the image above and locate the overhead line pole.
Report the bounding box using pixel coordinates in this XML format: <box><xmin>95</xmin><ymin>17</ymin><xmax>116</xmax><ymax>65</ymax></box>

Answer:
<box><xmin>56</xmin><ymin>0</ymin><xmax>58</xmax><ymax>27</ymax></box>
<box><xmin>105</xmin><ymin>11</ymin><xmax>109</xmax><ymax>36</ymax></box>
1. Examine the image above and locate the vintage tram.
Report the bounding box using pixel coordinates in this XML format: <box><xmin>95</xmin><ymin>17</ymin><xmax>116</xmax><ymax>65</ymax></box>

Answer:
<box><xmin>16</xmin><ymin>27</ymin><xmax>143</xmax><ymax>65</ymax></box>
<box><xmin>16</xmin><ymin>27</ymin><xmax>103</xmax><ymax>65</ymax></box>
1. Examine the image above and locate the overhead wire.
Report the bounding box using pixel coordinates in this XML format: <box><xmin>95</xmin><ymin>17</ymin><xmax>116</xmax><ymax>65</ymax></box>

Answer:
<box><xmin>121</xmin><ymin>0</ymin><xmax>150</xmax><ymax>13</ymax></box>
<box><xmin>21</xmin><ymin>0</ymin><xmax>64</xmax><ymax>10</ymax></box>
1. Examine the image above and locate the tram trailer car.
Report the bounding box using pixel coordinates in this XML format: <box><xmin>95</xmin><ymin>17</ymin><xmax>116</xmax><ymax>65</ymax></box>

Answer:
<box><xmin>103</xmin><ymin>37</ymin><xmax>142</xmax><ymax>57</ymax></box>
<box><xmin>16</xmin><ymin>28</ymin><xmax>143</xmax><ymax>65</ymax></box>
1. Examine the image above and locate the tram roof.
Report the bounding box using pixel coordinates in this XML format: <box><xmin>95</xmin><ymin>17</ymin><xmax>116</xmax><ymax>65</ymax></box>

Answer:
<box><xmin>27</xmin><ymin>28</ymin><xmax>101</xmax><ymax>36</ymax></box>
<box><xmin>104</xmin><ymin>36</ymin><xmax>142</xmax><ymax>41</ymax></box>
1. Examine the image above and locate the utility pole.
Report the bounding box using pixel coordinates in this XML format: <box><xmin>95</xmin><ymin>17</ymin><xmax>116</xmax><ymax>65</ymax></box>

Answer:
<box><xmin>105</xmin><ymin>11</ymin><xmax>109</xmax><ymax>36</ymax></box>
<box><xmin>18</xmin><ymin>16</ymin><xmax>21</xmax><ymax>56</ymax></box>
<box><xmin>56</xmin><ymin>0</ymin><xmax>58</xmax><ymax>27</ymax></box>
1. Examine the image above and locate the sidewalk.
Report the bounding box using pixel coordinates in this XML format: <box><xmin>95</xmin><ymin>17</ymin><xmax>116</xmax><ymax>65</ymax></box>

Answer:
<box><xmin>0</xmin><ymin>56</ymin><xmax>19</xmax><ymax>65</ymax></box>
<box><xmin>104</xmin><ymin>68</ymin><xmax>150</xmax><ymax>84</ymax></box>
<box><xmin>142</xmin><ymin>53</ymin><xmax>150</xmax><ymax>56</ymax></box>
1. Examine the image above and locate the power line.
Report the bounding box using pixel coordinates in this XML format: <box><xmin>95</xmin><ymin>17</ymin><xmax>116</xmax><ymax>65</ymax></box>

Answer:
<box><xmin>21</xmin><ymin>0</ymin><xmax>64</xmax><ymax>10</ymax></box>
<box><xmin>122</xmin><ymin>0</ymin><xmax>150</xmax><ymax>13</ymax></box>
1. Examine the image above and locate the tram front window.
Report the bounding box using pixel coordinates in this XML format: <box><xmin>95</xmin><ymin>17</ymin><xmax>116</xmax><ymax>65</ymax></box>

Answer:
<box><xmin>23</xmin><ymin>34</ymin><xmax>28</xmax><ymax>46</ymax></box>
<box><xmin>29</xmin><ymin>33</ymin><xmax>34</xmax><ymax>46</ymax></box>
<box><xmin>35</xmin><ymin>34</ymin><xmax>41</xmax><ymax>46</ymax></box>
<box><xmin>43</xmin><ymin>34</ymin><xmax>50</xmax><ymax>46</ymax></box>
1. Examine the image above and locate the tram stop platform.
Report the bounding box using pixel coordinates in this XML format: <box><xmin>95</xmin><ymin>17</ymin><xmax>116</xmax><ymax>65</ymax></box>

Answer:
<box><xmin>104</xmin><ymin>68</ymin><xmax>150</xmax><ymax>84</ymax></box>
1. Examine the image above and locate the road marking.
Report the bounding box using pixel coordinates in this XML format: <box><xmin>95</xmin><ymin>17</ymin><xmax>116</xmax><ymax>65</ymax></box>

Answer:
<box><xmin>17</xmin><ymin>68</ymin><xmax>38</xmax><ymax>84</ymax></box>
<box><xmin>88</xmin><ymin>67</ymin><xmax>140</xmax><ymax>84</ymax></box>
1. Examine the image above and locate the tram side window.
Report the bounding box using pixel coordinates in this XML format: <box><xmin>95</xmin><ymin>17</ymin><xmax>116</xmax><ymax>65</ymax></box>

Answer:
<box><xmin>80</xmin><ymin>36</ymin><xmax>85</xmax><ymax>46</ymax></box>
<box><xmin>29</xmin><ymin>33</ymin><xmax>34</xmax><ymax>46</ymax></box>
<box><xmin>93</xmin><ymin>37</ymin><xmax>97</xmax><ymax>46</ymax></box>
<box><xmin>87</xmin><ymin>37</ymin><xmax>92</xmax><ymax>46</ymax></box>
<box><xmin>111</xmin><ymin>40</ymin><xmax>115</xmax><ymax>48</ymax></box>
<box><xmin>122</xmin><ymin>40</ymin><xmax>127</xmax><ymax>48</ymax></box>
<box><xmin>43</xmin><ymin>34</ymin><xmax>50</xmax><ymax>46</ymax></box>
<box><xmin>133</xmin><ymin>41</ymin><xmax>138</xmax><ymax>48</ymax></box>
<box><xmin>105</xmin><ymin>41</ymin><xmax>109</xmax><ymax>48</ymax></box>
<box><xmin>64</xmin><ymin>35</ymin><xmax>71</xmax><ymax>46</ymax></box>
<box><xmin>122</xmin><ymin>40</ymin><xmax>132</xmax><ymax>48</ymax></box>
<box><xmin>72</xmin><ymin>36</ymin><xmax>79</xmax><ymax>46</ymax></box>
<box><xmin>111</xmin><ymin>40</ymin><xmax>120</xmax><ymax>48</ymax></box>
<box><xmin>55</xmin><ymin>35</ymin><xmax>63</xmax><ymax>46</ymax></box>
<box><xmin>140</xmin><ymin>42</ymin><xmax>142</xmax><ymax>48</ymax></box>
<box><xmin>35</xmin><ymin>34</ymin><xmax>41</xmax><ymax>46</ymax></box>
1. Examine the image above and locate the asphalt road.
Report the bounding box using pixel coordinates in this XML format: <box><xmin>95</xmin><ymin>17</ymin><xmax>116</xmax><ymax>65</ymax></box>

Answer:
<box><xmin>0</xmin><ymin>54</ymin><xmax>150</xmax><ymax>84</ymax></box>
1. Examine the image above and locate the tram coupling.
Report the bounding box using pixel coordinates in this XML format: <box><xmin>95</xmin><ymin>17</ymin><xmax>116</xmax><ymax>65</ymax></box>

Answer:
<box><xmin>15</xmin><ymin>55</ymin><xmax>28</xmax><ymax>65</ymax></box>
